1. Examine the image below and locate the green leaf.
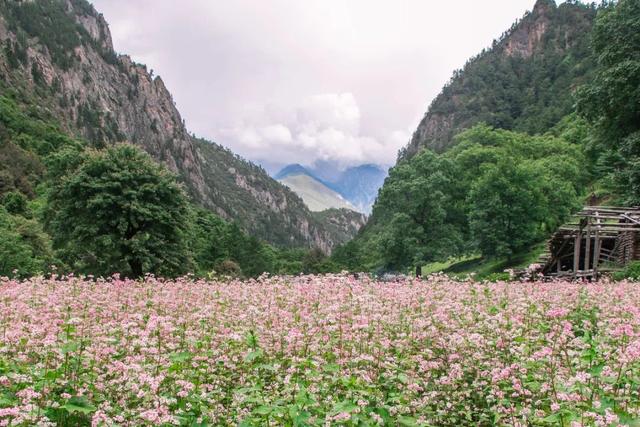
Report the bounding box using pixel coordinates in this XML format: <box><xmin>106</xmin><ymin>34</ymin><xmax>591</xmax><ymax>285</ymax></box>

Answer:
<box><xmin>293</xmin><ymin>411</ymin><xmax>311</xmax><ymax>427</ymax></box>
<box><xmin>62</xmin><ymin>396</ymin><xmax>97</xmax><ymax>415</ymax></box>
<box><xmin>169</xmin><ymin>351</ymin><xmax>192</xmax><ymax>363</ymax></box>
<box><xmin>323</xmin><ymin>363</ymin><xmax>340</xmax><ymax>373</ymax></box>
<box><xmin>254</xmin><ymin>405</ymin><xmax>272</xmax><ymax>415</ymax></box>
<box><xmin>330</xmin><ymin>400</ymin><xmax>358</xmax><ymax>416</ymax></box>
<box><xmin>397</xmin><ymin>373</ymin><xmax>409</xmax><ymax>384</ymax></box>
<box><xmin>244</xmin><ymin>349</ymin><xmax>263</xmax><ymax>363</ymax></box>
<box><xmin>246</xmin><ymin>330</ymin><xmax>259</xmax><ymax>349</ymax></box>
<box><xmin>0</xmin><ymin>396</ymin><xmax>16</xmax><ymax>407</ymax></box>
<box><xmin>542</xmin><ymin>413</ymin><xmax>560</xmax><ymax>423</ymax></box>
<box><xmin>61</xmin><ymin>341</ymin><xmax>79</xmax><ymax>354</ymax></box>
<box><xmin>589</xmin><ymin>364</ymin><xmax>604</xmax><ymax>376</ymax></box>
<box><xmin>399</xmin><ymin>416</ymin><xmax>419</xmax><ymax>426</ymax></box>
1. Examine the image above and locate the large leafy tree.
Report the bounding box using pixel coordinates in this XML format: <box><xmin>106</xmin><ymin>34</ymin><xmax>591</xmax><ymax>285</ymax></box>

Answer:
<box><xmin>47</xmin><ymin>144</ymin><xmax>191</xmax><ymax>278</ymax></box>
<box><xmin>467</xmin><ymin>161</ymin><xmax>547</xmax><ymax>258</ymax></box>
<box><xmin>576</xmin><ymin>0</ymin><xmax>640</xmax><ymax>204</ymax></box>
<box><xmin>0</xmin><ymin>206</ymin><xmax>53</xmax><ymax>277</ymax></box>
<box><xmin>370</xmin><ymin>151</ymin><xmax>464</xmax><ymax>270</ymax></box>
<box><xmin>343</xmin><ymin>124</ymin><xmax>586</xmax><ymax>270</ymax></box>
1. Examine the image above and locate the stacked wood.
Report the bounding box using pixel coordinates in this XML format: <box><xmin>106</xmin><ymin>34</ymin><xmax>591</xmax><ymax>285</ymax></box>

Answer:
<box><xmin>539</xmin><ymin>206</ymin><xmax>640</xmax><ymax>279</ymax></box>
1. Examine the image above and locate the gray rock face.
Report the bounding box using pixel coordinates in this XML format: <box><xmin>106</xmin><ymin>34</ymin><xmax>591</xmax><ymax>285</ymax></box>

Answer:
<box><xmin>400</xmin><ymin>0</ymin><xmax>594</xmax><ymax>159</ymax></box>
<box><xmin>0</xmin><ymin>0</ymin><xmax>351</xmax><ymax>251</ymax></box>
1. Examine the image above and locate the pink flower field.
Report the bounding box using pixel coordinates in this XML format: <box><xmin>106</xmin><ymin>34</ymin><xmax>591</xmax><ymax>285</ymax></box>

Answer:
<box><xmin>1</xmin><ymin>274</ymin><xmax>640</xmax><ymax>426</ymax></box>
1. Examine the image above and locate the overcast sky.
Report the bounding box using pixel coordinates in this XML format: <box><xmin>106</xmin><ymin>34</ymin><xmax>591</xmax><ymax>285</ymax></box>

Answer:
<box><xmin>90</xmin><ymin>0</ymin><xmax>550</xmax><ymax>172</ymax></box>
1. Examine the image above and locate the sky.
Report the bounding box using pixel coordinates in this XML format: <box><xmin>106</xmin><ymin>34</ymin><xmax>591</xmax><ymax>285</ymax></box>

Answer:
<box><xmin>90</xmin><ymin>0</ymin><xmax>549</xmax><ymax>173</ymax></box>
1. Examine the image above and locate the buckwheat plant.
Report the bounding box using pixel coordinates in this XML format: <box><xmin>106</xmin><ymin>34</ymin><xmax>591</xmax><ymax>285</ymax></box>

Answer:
<box><xmin>0</xmin><ymin>274</ymin><xmax>639</xmax><ymax>426</ymax></box>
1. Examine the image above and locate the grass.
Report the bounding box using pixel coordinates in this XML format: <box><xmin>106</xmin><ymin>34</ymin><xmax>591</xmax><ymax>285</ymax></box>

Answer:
<box><xmin>422</xmin><ymin>242</ymin><xmax>547</xmax><ymax>280</ymax></box>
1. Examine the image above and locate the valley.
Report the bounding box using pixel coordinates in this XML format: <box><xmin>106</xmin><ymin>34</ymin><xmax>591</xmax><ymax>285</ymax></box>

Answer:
<box><xmin>1</xmin><ymin>0</ymin><xmax>640</xmax><ymax>424</ymax></box>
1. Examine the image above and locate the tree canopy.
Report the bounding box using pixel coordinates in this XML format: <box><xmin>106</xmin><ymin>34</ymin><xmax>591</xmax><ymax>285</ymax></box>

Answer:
<box><xmin>46</xmin><ymin>144</ymin><xmax>191</xmax><ymax>278</ymax></box>
<box><xmin>576</xmin><ymin>0</ymin><xmax>640</xmax><ymax>205</ymax></box>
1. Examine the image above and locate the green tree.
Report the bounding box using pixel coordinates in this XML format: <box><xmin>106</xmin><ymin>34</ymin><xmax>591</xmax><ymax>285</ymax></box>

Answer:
<box><xmin>188</xmin><ymin>208</ymin><xmax>229</xmax><ymax>275</ymax></box>
<box><xmin>47</xmin><ymin>144</ymin><xmax>191</xmax><ymax>278</ymax></box>
<box><xmin>576</xmin><ymin>0</ymin><xmax>640</xmax><ymax>204</ymax></box>
<box><xmin>2</xmin><ymin>191</ymin><xmax>28</xmax><ymax>216</ymax></box>
<box><xmin>0</xmin><ymin>206</ymin><xmax>53</xmax><ymax>276</ymax></box>
<box><xmin>467</xmin><ymin>161</ymin><xmax>547</xmax><ymax>258</ymax></box>
<box><xmin>370</xmin><ymin>151</ymin><xmax>464</xmax><ymax>270</ymax></box>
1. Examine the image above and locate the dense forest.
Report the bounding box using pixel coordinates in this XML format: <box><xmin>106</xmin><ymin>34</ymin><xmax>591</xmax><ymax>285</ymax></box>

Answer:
<box><xmin>332</xmin><ymin>0</ymin><xmax>640</xmax><ymax>277</ymax></box>
<box><xmin>0</xmin><ymin>0</ymin><xmax>361</xmax><ymax>253</ymax></box>
<box><xmin>1</xmin><ymin>0</ymin><xmax>639</xmax><ymax>279</ymax></box>
<box><xmin>0</xmin><ymin>93</ymin><xmax>338</xmax><ymax>278</ymax></box>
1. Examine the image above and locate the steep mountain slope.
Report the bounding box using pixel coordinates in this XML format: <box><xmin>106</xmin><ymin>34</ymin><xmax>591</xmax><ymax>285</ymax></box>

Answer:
<box><xmin>0</xmin><ymin>0</ymin><xmax>350</xmax><ymax>251</ymax></box>
<box><xmin>401</xmin><ymin>0</ymin><xmax>596</xmax><ymax>158</ymax></box>
<box><xmin>330</xmin><ymin>164</ymin><xmax>387</xmax><ymax>214</ymax></box>
<box><xmin>275</xmin><ymin>164</ymin><xmax>358</xmax><ymax>212</ymax></box>
<box><xmin>276</xmin><ymin>163</ymin><xmax>387</xmax><ymax>214</ymax></box>
<box><xmin>338</xmin><ymin>0</ymin><xmax>600</xmax><ymax>272</ymax></box>
<box><xmin>311</xmin><ymin>209</ymin><xmax>367</xmax><ymax>246</ymax></box>
<box><xmin>274</xmin><ymin>164</ymin><xmax>313</xmax><ymax>181</ymax></box>
<box><xmin>279</xmin><ymin>174</ymin><xmax>356</xmax><ymax>212</ymax></box>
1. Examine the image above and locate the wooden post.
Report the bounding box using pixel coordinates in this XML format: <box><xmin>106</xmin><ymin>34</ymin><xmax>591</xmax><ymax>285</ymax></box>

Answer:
<box><xmin>593</xmin><ymin>230</ymin><xmax>601</xmax><ymax>279</ymax></box>
<box><xmin>585</xmin><ymin>224</ymin><xmax>592</xmax><ymax>273</ymax></box>
<box><xmin>593</xmin><ymin>211</ymin><xmax>601</xmax><ymax>280</ymax></box>
<box><xmin>573</xmin><ymin>232</ymin><xmax>582</xmax><ymax>276</ymax></box>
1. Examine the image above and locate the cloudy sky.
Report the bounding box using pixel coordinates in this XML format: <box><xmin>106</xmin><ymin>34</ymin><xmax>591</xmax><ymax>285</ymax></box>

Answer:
<box><xmin>90</xmin><ymin>0</ymin><xmax>548</xmax><ymax>173</ymax></box>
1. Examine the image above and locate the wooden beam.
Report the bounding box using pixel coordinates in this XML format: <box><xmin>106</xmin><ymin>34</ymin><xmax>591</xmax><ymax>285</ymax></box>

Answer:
<box><xmin>574</xmin><ymin>233</ymin><xmax>582</xmax><ymax>275</ymax></box>
<box><xmin>621</xmin><ymin>214</ymin><xmax>640</xmax><ymax>225</ymax></box>
<box><xmin>585</xmin><ymin>224</ymin><xmax>592</xmax><ymax>272</ymax></box>
<box><xmin>593</xmin><ymin>230</ymin><xmax>601</xmax><ymax>278</ymax></box>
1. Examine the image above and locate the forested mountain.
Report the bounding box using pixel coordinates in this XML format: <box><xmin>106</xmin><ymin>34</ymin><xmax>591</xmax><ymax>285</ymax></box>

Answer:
<box><xmin>334</xmin><ymin>0</ymin><xmax>616</xmax><ymax>274</ymax></box>
<box><xmin>0</xmin><ymin>0</ymin><xmax>352</xmax><ymax>252</ymax></box>
<box><xmin>275</xmin><ymin>163</ymin><xmax>388</xmax><ymax>214</ymax></box>
<box><xmin>329</xmin><ymin>164</ymin><xmax>387</xmax><ymax>214</ymax></box>
<box><xmin>401</xmin><ymin>0</ymin><xmax>597</xmax><ymax>158</ymax></box>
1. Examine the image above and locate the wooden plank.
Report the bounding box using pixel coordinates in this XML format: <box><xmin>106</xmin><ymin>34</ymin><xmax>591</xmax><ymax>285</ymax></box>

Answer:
<box><xmin>560</xmin><ymin>227</ymin><xmax>640</xmax><ymax>233</ymax></box>
<box><xmin>583</xmin><ymin>206</ymin><xmax>640</xmax><ymax>212</ymax></box>
<box><xmin>593</xmin><ymin>230</ymin><xmax>601</xmax><ymax>278</ymax></box>
<box><xmin>585</xmin><ymin>224</ymin><xmax>592</xmax><ymax>272</ymax></box>
<box><xmin>590</xmin><ymin>212</ymin><xmax>601</xmax><ymax>276</ymax></box>
<box><xmin>574</xmin><ymin>233</ymin><xmax>581</xmax><ymax>275</ymax></box>
<box><xmin>621</xmin><ymin>214</ymin><xmax>640</xmax><ymax>225</ymax></box>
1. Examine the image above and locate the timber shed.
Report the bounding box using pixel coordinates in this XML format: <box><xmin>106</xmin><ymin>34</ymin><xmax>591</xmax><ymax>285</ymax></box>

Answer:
<box><xmin>539</xmin><ymin>206</ymin><xmax>640</xmax><ymax>279</ymax></box>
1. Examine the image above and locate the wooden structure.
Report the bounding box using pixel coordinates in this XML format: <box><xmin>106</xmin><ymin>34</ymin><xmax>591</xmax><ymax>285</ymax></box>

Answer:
<box><xmin>539</xmin><ymin>206</ymin><xmax>640</xmax><ymax>279</ymax></box>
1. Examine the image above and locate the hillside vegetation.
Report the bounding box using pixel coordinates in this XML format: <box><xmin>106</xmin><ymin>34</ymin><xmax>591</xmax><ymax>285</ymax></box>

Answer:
<box><xmin>0</xmin><ymin>93</ymin><xmax>340</xmax><ymax>278</ymax></box>
<box><xmin>335</xmin><ymin>0</ymin><xmax>640</xmax><ymax>276</ymax></box>
<box><xmin>0</xmin><ymin>0</ymin><xmax>357</xmax><ymax>251</ymax></box>
<box><xmin>402</xmin><ymin>0</ymin><xmax>597</xmax><ymax>157</ymax></box>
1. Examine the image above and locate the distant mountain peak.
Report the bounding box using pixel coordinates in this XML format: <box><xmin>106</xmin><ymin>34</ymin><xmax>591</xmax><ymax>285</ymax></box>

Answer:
<box><xmin>274</xmin><ymin>164</ymin><xmax>312</xmax><ymax>180</ymax></box>
<box><xmin>400</xmin><ymin>0</ymin><xmax>596</xmax><ymax>158</ymax></box>
<box><xmin>274</xmin><ymin>162</ymin><xmax>388</xmax><ymax>215</ymax></box>
<box><xmin>533</xmin><ymin>0</ymin><xmax>556</xmax><ymax>14</ymax></box>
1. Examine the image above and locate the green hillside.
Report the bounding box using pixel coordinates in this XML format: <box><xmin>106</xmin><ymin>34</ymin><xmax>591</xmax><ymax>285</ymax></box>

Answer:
<box><xmin>401</xmin><ymin>0</ymin><xmax>596</xmax><ymax>158</ymax></box>
<box><xmin>333</xmin><ymin>0</ymin><xmax>640</xmax><ymax>276</ymax></box>
<box><xmin>0</xmin><ymin>0</ymin><xmax>357</xmax><ymax>251</ymax></box>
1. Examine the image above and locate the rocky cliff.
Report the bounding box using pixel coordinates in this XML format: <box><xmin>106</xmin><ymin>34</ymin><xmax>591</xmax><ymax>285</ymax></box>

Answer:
<box><xmin>0</xmin><ymin>0</ymin><xmax>352</xmax><ymax>251</ymax></box>
<box><xmin>401</xmin><ymin>0</ymin><xmax>596</xmax><ymax>158</ymax></box>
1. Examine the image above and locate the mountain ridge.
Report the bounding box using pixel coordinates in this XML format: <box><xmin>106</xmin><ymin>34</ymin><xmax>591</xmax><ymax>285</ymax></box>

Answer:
<box><xmin>400</xmin><ymin>0</ymin><xmax>596</xmax><ymax>158</ymax></box>
<box><xmin>0</xmin><ymin>0</ymin><xmax>356</xmax><ymax>252</ymax></box>
<box><xmin>275</xmin><ymin>163</ymin><xmax>387</xmax><ymax>214</ymax></box>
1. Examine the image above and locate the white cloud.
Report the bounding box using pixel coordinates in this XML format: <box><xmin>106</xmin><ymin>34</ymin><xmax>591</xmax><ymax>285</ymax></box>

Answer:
<box><xmin>89</xmin><ymin>0</ymin><xmax>558</xmax><ymax>170</ymax></box>
<box><xmin>220</xmin><ymin>93</ymin><xmax>400</xmax><ymax>167</ymax></box>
